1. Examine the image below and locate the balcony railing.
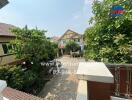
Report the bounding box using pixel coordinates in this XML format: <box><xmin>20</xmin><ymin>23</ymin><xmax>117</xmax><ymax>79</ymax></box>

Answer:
<box><xmin>76</xmin><ymin>62</ymin><xmax>132</xmax><ymax>100</ymax></box>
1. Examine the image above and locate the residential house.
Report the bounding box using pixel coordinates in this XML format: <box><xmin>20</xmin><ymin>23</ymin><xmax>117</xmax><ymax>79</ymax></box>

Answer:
<box><xmin>58</xmin><ymin>29</ymin><xmax>84</xmax><ymax>54</ymax></box>
<box><xmin>0</xmin><ymin>23</ymin><xmax>21</xmax><ymax>65</ymax></box>
<box><xmin>49</xmin><ymin>36</ymin><xmax>60</xmax><ymax>43</ymax></box>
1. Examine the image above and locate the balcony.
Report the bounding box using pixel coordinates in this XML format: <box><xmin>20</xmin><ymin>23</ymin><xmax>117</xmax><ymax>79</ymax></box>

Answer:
<box><xmin>76</xmin><ymin>62</ymin><xmax>132</xmax><ymax>100</ymax></box>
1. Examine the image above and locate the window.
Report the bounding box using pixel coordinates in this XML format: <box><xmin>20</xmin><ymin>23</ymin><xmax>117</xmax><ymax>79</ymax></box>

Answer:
<box><xmin>2</xmin><ymin>44</ymin><xmax>8</xmax><ymax>54</ymax></box>
<box><xmin>62</xmin><ymin>40</ymin><xmax>66</xmax><ymax>44</ymax></box>
<box><xmin>78</xmin><ymin>39</ymin><xmax>80</xmax><ymax>42</ymax></box>
<box><xmin>2</xmin><ymin>43</ymin><xmax>14</xmax><ymax>54</ymax></box>
<box><xmin>8</xmin><ymin>44</ymin><xmax>12</xmax><ymax>50</ymax></box>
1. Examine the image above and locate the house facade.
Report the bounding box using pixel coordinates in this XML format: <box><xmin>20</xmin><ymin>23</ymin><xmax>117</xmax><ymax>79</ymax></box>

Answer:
<box><xmin>58</xmin><ymin>29</ymin><xmax>84</xmax><ymax>53</ymax></box>
<box><xmin>49</xmin><ymin>36</ymin><xmax>60</xmax><ymax>43</ymax></box>
<box><xmin>0</xmin><ymin>23</ymin><xmax>19</xmax><ymax>65</ymax></box>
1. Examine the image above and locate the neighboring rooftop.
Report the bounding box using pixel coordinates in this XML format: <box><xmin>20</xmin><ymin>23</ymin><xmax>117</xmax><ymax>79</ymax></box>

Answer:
<box><xmin>0</xmin><ymin>23</ymin><xmax>15</xmax><ymax>37</ymax></box>
<box><xmin>50</xmin><ymin>36</ymin><xmax>60</xmax><ymax>43</ymax></box>
<box><xmin>0</xmin><ymin>0</ymin><xmax>8</xmax><ymax>9</ymax></box>
<box><xmin>2</xmin><ymin>87</ymin><xmax>43</xmax><ymax>100</ymax></box>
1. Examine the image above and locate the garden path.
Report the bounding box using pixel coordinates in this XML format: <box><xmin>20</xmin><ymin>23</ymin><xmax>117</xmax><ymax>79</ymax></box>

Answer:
<box><xmin>39</xmin><ymin>55</ymin><xmax>85</xmax><ymax>100</ymax></box>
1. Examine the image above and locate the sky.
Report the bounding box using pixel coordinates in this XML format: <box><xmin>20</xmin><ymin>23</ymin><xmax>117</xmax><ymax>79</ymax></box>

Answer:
<box><xmin>0</xmin><ymin>0</ymin><xmax>95</xmax><ymax>37</ymax></box>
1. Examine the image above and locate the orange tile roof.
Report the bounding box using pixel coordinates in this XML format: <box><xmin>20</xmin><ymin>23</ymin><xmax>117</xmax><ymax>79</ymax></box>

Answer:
<box><xmin>2</xmin><ymin>87</ymin><xmax>43</xmax><ymax>100</ymax></box>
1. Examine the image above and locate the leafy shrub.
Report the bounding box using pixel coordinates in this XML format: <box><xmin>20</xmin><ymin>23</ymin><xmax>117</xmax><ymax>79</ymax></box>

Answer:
<box><xmin>84</xmin><ymin>0</ymin><xmax>132</xmax><ymax>63</ymax></box>
<box><xmin>0</xmin><ymin>65</ymin><xmax>47</xmax><ymax>95</ymax></box>
<box><xmin>22</xmin><ymin>70</ymin><xmax>37</xmax><ymax>90</ymax></box>
<box><xmin>30</xmin><ymin>71</ymin><xmax>48</xmax><ymax>95</ymax></box>
<box><xmin>65</xmin><ymin>41</ymin><xmax>81</xmax><ymax>54</ymax></box>
<box><xmin>0</xmin><ymin>65</ymin><xmax>24</xmax><ymax>90</ymax></box>
<box><xmin>10</xmin><ymin>26</ymin><xmax>57</xmax><ymax>73</ymax></box>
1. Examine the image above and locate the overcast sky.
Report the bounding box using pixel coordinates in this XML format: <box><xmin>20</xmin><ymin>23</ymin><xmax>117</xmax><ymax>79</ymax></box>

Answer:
<box><xmin>0</xmin><ymin>0</ymin><xmax>96</xmax><ymax>37</ymax></box>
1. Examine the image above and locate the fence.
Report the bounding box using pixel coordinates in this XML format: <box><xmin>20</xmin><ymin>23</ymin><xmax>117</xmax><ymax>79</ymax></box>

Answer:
<box><xmin>88</xmin><ymin>64</ymin><xmax>132</xmax><ymax>100</ymax></box>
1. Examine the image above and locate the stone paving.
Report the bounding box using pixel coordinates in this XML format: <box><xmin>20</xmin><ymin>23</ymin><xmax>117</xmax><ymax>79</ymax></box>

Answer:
<box><xmin>39</xmin><ymin>55</ymin><xmax>85</xmax><ymax>100</ymax></box>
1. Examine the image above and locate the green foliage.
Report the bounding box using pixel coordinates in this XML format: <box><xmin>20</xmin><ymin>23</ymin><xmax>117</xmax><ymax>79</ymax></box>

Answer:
<box><xmin>0</xmin><ymin>65</ymin><xmax>24</xmax><ymax>90</ymax></box>
<box><xmin>84</xmin><ymin>0</ymin><xmax>132</xmax><ymax>63</ymax></box>
<box><xmin>65</xmin><ymin>41</ymin><xmax>81</xmax><ymax>53</ymax></box>
<box><xmin>10</xmin><ymin>26</ymin><xmax>57</xmax><ymax>72</ymax></box>
<box><xmin>22</xmin><ymin>70</ymin><xmax>37</xmax><ymax>89</ymax></box>
<box><xmin>45</xmin><ymin>42</ymin><xmax>58</xmax><ymax>60</ymax></box>
<box><xmin>11</xmin><ymin>26</ymin><xmax>48</xmax><ymax>61</ymax></box>
<box><xmin>1</xmin><ymin>26</ymin><xmax>58</xmax><ymax>94</ymax></box>
<box><xmin>0</xmin><ymin>65</ymin><xmax>47</xmax><ymax>95</ymax></box>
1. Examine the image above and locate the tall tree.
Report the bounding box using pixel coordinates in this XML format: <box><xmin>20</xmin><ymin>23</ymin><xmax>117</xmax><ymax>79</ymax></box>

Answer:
<box><xmin>11</xmin><ymin>26</ymin><xmax>56</xmax><ymax>71</ymax></box>
<box><xmin>84</xmin><ymin>0</ymin><xmax>132</xmax><ymax>63</ymax></box>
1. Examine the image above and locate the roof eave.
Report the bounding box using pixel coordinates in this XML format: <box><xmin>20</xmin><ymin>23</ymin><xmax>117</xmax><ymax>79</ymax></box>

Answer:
<box><xmin>0</xmin><ymin>0</ymin><xmax>9</xmax><ymax>9</ymax></box>
<box><xmin>0</xmin><ymin>35</ymin><xmax>15</xmax><ymax>38</ymax></box>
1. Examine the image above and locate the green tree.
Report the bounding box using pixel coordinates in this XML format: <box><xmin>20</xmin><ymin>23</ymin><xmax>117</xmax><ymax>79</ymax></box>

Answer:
<box><xmin>45</xmin><ymin>42</ymin><xmax>58</xmax><ymax>60</ymax></box>
<box><xmin>11</xmin><ymin>26</ymin><xmax>56</xmax><ymax>72</ymax></box>
<box><xmin>65</xmin><ymin>41</ymin><xmax>81</xmax><ymax>53</ymax></box>
<box><xmin>84</xmin><ymin>0</ymin><xmax>132</xmax><ymax>63</ymax></box>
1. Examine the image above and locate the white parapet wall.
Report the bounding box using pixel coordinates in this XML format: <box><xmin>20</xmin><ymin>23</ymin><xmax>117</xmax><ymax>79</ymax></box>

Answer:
<box><xmin>76</xmin><ymin>62</ymin><xmax>114</xmax><ymax>100</ymax></box>
<box><xmin>76</xmin><ymin>80</ymin><xmax>87</xmax><ymax>100</ymax></box>
<box><xmin>111</xmin><ymin>96</ymin><xmax>130</xmax><ymax>100</ymax></box>
<box><xmin>0</xmin><ymin>80</ymin><xmax>9</xmax><ymax>100</ymax></box>
<box><xmin>77</xmin><ymin>62</ymin><xmax>114</xmax><ymax>83</ymax></box>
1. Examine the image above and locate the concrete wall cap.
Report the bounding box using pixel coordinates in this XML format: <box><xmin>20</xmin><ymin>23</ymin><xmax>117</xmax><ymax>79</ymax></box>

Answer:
<box><xmin>77</xmin><ymin>62</ymin><xmax>114</xmax><ymax>83</ymax></box>
<box><xmin>0</xmin><ymin>80</ymin><xmax>7</xmax><ymax>92</ymax></box>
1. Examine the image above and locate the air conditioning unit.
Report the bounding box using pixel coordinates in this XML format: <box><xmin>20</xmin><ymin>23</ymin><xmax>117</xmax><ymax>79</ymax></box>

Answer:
<box><xmin>111</xmin><ymin>96</ymin><xmax>130</xmax><ymax>100</ymax></box>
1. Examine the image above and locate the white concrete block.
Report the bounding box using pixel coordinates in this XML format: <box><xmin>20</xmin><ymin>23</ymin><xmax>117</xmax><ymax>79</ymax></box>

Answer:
<box><xmin>0</xmin><ymin>80</ymin><xmax>8</xmax><ymax>100</ymax></box>
<box><xmin>76</xmin><ymin>80</ymin><xmax>87</xmax><ymax>100</ymax></box>
<box><xmin>0</xmin><ymin>80</ymin><xmax>7</xmax><ymax>92</ymax></box>
<box><xmin>77</xmin><ymin>62</ymin><xmax>114</xmax><ymax>83</ymax></box>
<box><xmin>111</xmin><ymin>96</ymin><xmax>130</xmax><ymax>100</ymax></box>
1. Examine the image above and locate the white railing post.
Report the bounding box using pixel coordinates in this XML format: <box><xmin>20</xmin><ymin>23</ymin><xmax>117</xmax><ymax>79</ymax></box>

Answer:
<box><xmin>0</xmin><ymin>80</ymin><xmax>7</xmax><ymax>100</ymax></box>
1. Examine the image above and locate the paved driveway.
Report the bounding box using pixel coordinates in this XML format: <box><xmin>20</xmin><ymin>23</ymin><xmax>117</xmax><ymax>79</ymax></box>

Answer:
<box><xmin>39</xmin><ymin>56</ymin><xmax>85</xmax><ymax>100</ymax></box>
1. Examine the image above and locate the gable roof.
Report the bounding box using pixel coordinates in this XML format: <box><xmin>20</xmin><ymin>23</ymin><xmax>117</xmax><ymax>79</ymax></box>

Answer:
<box><xmin>2</xmin><ymin>87</ymin><xmax>43</xmax><ymax>100</ymax></box>
<box><xmin>59</xmin><ymin>29</ymin><xmax>81</xmax><ymax>41</ymax></box>
<box><xmin>0</xmin><ymin>23</ymin><xmax>16</xmax><ymax>37</ymax></box>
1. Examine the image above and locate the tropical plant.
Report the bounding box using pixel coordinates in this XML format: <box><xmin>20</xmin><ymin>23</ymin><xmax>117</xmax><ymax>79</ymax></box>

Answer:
<box><xmin>65</xmin><ymin>41</ymin><xmax>81</xmax><ymax>53</ymax></box>
<box><xmin>10</xmin><ymin>26</ymin><xmax>57</xmax><ymax>72</ymax></box>
<box><xmin>0</xmin><ymin>65</ymin><xmax>24</xmax><ymax>90</ymax></box>
<box><xmin>84</xmin><ymin>0</ymin><xmax>132</xmax><ymax>63</ymax></box>
<box><xmin>1</xmin><ymin>26</ymin><xmax>58</xmax><ymax>94</ymax></box>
